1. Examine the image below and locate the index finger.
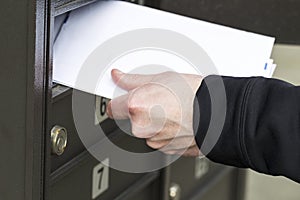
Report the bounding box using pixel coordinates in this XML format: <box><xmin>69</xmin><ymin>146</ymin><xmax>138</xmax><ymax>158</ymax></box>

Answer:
<box><xmin>111</xmin><ymin>69</ymin><xmax>155</xmax><ymax>91</ymax></box>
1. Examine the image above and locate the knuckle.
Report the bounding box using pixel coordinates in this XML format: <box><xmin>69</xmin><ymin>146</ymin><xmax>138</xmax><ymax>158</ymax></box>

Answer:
<box><xmin>127</xmin><ymin>89</ymin><xmax>149</xmax><ymax>116</ymax></box>
<box><xmin>128</xmin><ymin>104</ymin><xmax>140</xmax><ymax>116</ymax></box>
<box><xmin>127</xmin><ymin>92</ymin><xmax>141</xmax><ymax>116</ymax></box>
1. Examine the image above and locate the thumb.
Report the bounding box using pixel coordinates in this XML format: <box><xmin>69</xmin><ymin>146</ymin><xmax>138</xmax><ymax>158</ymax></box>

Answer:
<box><xmin>111</xmin><ymin>69</ymin><xmax>154</xmax><ymax>91</ymax></box>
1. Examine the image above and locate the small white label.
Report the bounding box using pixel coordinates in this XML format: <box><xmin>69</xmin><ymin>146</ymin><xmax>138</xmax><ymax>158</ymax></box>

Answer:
<box><xmin>92</xmin><ymin>158</ymin><xmax>110</xmax><ymax>199</ymax></box>
<box><xmin>95</xmin><ymin>96</ymin><xmax>110</xmax><ymax>125</ymax></box>
<box><xmin>195</xmin><ymin>157</ymin><xmax>209</xmax><ymax>179</ymax></box>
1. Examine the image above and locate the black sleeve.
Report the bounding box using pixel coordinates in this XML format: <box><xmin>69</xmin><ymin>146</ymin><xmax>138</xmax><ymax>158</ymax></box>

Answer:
<box><xmin>194</xmin><ymin>75</ymin><xmax>300</xmax><ymax>183</ymax></box>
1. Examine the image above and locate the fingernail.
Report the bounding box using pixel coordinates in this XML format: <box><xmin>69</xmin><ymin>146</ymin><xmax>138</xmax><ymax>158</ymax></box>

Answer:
<box><xmin>112</xmin><ymin>69</ymin><xmax>123</xmax><ymax>75</ymax></box>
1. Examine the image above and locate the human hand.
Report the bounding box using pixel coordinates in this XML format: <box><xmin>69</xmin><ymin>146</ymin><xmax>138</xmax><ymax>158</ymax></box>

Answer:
<box><xmin>107</xmin><ymin>69</ymin><xmax>203</xmax><ymax>157</ymax></box>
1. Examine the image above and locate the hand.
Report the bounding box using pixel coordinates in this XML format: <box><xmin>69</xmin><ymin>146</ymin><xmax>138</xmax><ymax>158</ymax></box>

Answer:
<box><xmin>107</xmin><ymin>69</ymin><xmax>203</xmax><ymax>157</ymax></box>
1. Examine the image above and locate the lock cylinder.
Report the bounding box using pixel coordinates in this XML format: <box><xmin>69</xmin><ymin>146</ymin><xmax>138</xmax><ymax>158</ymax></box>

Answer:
<box><xmin>51</xmin><ymin>125</ymin><xmax>68</xmax><ymax>156</ymax></box>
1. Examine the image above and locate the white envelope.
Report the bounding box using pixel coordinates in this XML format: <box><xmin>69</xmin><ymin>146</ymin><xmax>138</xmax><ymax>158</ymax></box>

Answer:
<box><xmin>54</xmin><ymin>1</ymin><xmax>275</xmax><ymax>98</ymax></box>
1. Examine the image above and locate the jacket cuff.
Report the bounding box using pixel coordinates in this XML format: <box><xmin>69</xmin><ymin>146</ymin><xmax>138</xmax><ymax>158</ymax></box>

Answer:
<box><xmin>193</xmin><ymin>75</ymin><xmax>254</xmax><ymax>168</ymax></box>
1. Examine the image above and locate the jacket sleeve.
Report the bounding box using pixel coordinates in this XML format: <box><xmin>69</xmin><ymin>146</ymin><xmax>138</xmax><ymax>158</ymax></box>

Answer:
<box><xmin>194</xmin><ymin>75</ymin><xmax>300</xmax><ymax>183</ymax></box>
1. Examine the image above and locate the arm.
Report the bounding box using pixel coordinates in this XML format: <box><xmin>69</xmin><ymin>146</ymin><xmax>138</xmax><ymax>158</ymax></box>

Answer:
<box><xmin>195</xmin><ymin>76</ymin><xmax>300</xmax><ymax>183</ymax></box>
<box><xmin>107</xmin><ymin>70</ymin><xmax>300</xmax><ymax>183</ymax></box>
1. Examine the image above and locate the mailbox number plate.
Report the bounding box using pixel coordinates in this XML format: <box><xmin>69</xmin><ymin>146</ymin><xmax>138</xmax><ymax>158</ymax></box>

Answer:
<box><xmin>92</xmin><ymin>158</ymin><xmax>110</xmax><ymax>199</ymax></box>
<box><xmin>95</xmin><ymin>97</ymin><xmax>110</xmax><ymax>125</ymax></box>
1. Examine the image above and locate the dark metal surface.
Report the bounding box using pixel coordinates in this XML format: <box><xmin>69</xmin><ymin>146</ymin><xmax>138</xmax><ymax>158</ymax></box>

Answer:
<box><xmin>49</xmin><ymin>151</ymin><xmax>160</xmax><ymax>200</ymax></box>
<box><xmin>114</xmin><ymin>172</ymin><xmax>160</xmax><ymax>200</ymax></box>
<box><xmin>168</xmin><ymin>157</ymin><xmax>241</xmax><ymax>200</ymax></box>
<box><xmin>158</xmin><ymin>0</ymin><xmax>300</xmax><ymax>44</ymax></box>
<box><xmin>0</xmin><ymin>0</ymin><xmax>50</xmax><ymax>199</ymax></box>
<box><xmin>0</xmin><ymin>0</ymin><xmax>250</xmax><ymax>199</ymax></box>
<box><xmin>51</xmin><ymin>90</ymin><xmax>129</xmax><ymax>171</ymax></box>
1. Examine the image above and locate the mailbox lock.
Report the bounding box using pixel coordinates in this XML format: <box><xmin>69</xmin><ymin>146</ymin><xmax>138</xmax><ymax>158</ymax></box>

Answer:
<box><xmin>169</xmin><ymin>183</ymin><xmax>181</xmax><ymax>200</ymax></box>
<box><xmin>51</xmin><ymin>125</ymin><xmax>67</xmax><ymax>156</ymax></box>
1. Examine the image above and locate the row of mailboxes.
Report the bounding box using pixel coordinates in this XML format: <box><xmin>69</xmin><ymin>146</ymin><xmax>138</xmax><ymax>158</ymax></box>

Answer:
<box><xmin>3</xmin><ymin>0</ymin><xmax>298</xmax><ymax>199</ymax></box>
<box><xmin>50</xmin><ymin>2</ymin><xmax>245</xmax><ymax>200</ymax></box>
<box><xmin>50</xmin><ymin>83</ymin><xmax>245</xmax><ymax>199</ymax></box>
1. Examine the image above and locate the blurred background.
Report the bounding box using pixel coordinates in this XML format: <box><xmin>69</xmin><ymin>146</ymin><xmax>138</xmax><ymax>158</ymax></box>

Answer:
<box><xmin>245</xmin><ymin>170</ymin><xmax>300</xmax><ymax>200</ymax></box>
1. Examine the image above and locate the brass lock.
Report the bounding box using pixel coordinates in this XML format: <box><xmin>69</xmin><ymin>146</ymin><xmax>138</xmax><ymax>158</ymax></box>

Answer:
<box><xmin>51</xmin><ymin>125</ymin><xmax>67</xmax><ymax>156</ymax></box>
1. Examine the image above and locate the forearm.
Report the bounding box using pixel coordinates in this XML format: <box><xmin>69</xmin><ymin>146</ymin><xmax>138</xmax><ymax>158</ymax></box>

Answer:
<box><xmin>194</xmin><ymin>75</ymin><xmax>300</xmax><ymax>183</ymax></box>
